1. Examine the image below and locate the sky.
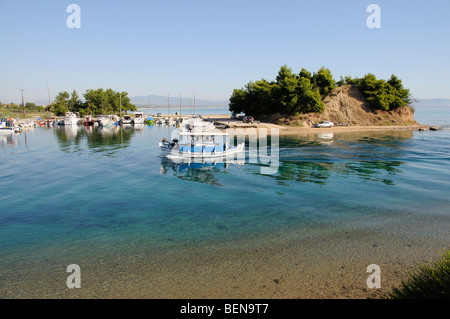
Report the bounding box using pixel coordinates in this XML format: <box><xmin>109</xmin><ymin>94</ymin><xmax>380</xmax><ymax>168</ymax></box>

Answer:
<box><xmin>1</xmin><ymin>0</ymin><xmax>449</xmax><ymax>104</ymax></box>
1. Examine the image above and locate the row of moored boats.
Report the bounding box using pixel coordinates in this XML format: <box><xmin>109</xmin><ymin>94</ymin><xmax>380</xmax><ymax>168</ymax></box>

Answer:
<box><xmin>2</xmin><ymin>113</ymin><xmax>245</xmax><ymax>160</ymax></box>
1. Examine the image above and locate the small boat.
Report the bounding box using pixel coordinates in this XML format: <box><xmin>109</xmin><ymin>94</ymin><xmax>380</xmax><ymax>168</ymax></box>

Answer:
<box><xmin>133</xmin><ymin>112</ymin><xmax>145</xmax><ymax>125</ymax></box>
<box><xmin>97</xmin><ymin>115</ymin><xmax>114</xmax><ymax>127</ymax></box>
<box><xmin>159</xmin><ymin>126</ymin><xmax>244</xmax><ymax>159</ymax></box>
<box><xmin>83</xmin><ymin>115</ymin><xmax>95</xmax><ymax>126</ymax></box>
<box><xmin>146</xmin><ymin>116</ymin><xmax>154</xmax><ymax>125</ymax></box>
<box><xmin>178</xmin><ymin>115</ymin><xmax>215</xmax><ymax>131</ymax></box>
<box><xmin>64</xmin><ymin>112</ymin><xmax>80</xmax><ymax>126</ymax></box>
<box><xmin>119</xmin><ymin>115</ymin><xmax>133</xmax><ymax>125</ymax></box>
<box><xmin>0</xmin><ymin>118</ymin><xmax>21</xmax><ymax>134</ymax></box>
<box><xmin>18</xmin><ymin>121</ymin><xmax>36</xmax><ymax>129</ymax></box>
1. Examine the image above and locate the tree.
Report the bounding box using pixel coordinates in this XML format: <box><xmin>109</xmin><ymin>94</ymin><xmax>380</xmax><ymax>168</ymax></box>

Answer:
<box><xmin>273</xmin><ymin>65</ymin><xmax>300</xmax><ymax>114</ymax></box>
<box><xmin>82</xmin><ymin>88</ymin><xmax>136</xmax><ymax>117</ymax></box>
<box><xmin>25</xmin><ymin>102</ymin><xmax>37</xmax><ymax>110</ymax></box>
<box><xmin>229</xmin><ymin>65</ymin><xmax>326</xmax><ymax>116</ymax></box>
<box><xmin>388</xmin><ymin>75</ymin><xmax>412</xmax><ymax>105</ymax></box>
<box><xmin>297</xmin><ymin>77</ymin><xmax>324</xmax><ymax>113</ymax></box>
<box><xmin>229</xmin><ymin>87</ymin><xmax>249</xmax><ymax>116</ymax></box>
<box><xmin>299</xmin><ymin>68</ymin><xmax>312</xmax><ymax>81</ymax></box>
<box><xmin>68</xmin><ymin>90</ymin><xmax>82</xmax><ymax>113</ymax></box>
<box><xmin>51</xmin><ymin>91</ymin><xmax>70</xmax><ymax>115</ymax></box>
<box><xmin>312</xmin><ymin>67</ymin><xmax>335</xmax><ymax>96</ymax></box>
<box><xmin>358</xmin><ymin>74</ymin><xmax>411</xmax><ymax>111</ymax></box>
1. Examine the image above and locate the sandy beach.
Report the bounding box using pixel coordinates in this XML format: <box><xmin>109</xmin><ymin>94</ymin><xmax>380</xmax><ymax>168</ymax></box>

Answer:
<box><xmin>203</xmin><ymin>114</ymin><xmax>432</xmax><ymax>136</ymax></box>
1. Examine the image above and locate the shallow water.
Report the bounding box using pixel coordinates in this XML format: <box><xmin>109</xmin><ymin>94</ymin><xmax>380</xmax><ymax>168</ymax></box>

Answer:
<box><xmin>0</xmin><ymin>113</ymin><xmax>449</xmax><ymax>298</ymax></box>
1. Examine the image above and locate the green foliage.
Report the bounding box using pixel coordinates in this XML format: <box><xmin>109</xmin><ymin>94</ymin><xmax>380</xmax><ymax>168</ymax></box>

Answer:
<box><xmin>50</xmin><ymin>88</ymin><xmax>136</xmax><ymax>117</ymax></box>
<box><xmin>25</xmin><ymin>102</ymin><xmax>37</xmax><ymax>109</ymax></box>
<box><xmin>312</xmin><ymin>67</ymin><xmax>335</xmax><ymax>96</ymax></box>
<box><xmin>388</xmin><ymin>250</ymin><xmax>450</xmax><ymax>299</ymax></box>
<box><xmin>229</xmin><ymin>65</ymin><xmax>325</xmax><ymax>116</ymax></box>
<box><xmin>229</xmin><ymin>66</ymin><xmax>412</xmax><ymax>116</ymax></box>
<box><xmin>51</xmin><ymin>91</ymin><xmax>71</xmax><ymax>116</ymax></box>
<box><xmin>337</xmin><ymin>73</ymin><xmax>411</xmax><ymax>111</ymax></box>
<box><xmin>82</xmin><ymin>88</ymin><xmax>136</xmax><ymax>117</ymax></box>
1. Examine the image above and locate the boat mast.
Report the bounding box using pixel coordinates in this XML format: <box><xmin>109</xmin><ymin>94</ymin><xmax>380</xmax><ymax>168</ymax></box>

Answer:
<box><xmin>119</xmin><ymin>93</ymin><xmax>122</xmax><ymax>118</ymax></box>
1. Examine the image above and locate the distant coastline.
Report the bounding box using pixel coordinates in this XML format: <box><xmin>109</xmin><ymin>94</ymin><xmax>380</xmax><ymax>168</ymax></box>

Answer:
<box><xmin>136</xmin><ymin>106</ymin><xmax>228</xmax><ymax>110</ymax></box>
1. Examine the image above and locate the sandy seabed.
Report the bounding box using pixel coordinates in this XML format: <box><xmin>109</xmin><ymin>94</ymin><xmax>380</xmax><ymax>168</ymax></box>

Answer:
<box><xmin>1</xmin><ymin>211</ymin><xmax>448</xmax><ymax>299</ymax></box>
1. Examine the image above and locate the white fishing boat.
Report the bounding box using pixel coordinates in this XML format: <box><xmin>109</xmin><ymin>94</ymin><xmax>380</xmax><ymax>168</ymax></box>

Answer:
<box><xmin>119</xmin><ymin>115</ymin><xmax>133</xmax><ymax>125</ymax></box>
<box><xmin>133</xmin><ymin>112</ymin><xmax>145</xmax><ymax>125</ymax></box>
<box><xmin>64</xmin><ymin>112</ymin><xmax>80</xmax><ymax>126</ymax></box>
<box><xmin>0</xmin><ymin>118</ymin><xmax>20</xmax><ymax>134</ymax></box>
<box><xmin>18</xmin><ymin>121</ymin><xmax>36</xmax><ymax>129</ymax></box>
<box><xmin>178</xmin><ymin>115</ymin><xmax>215</xmax><ymax>131</ymax></box>
<box><xmin>97</xmin><ymin>115</ymin><xmax>114</xmax><ymax>127</ymax></box>
<box><xmin>159</xmin><ymin>127</ymin><xmax>244</xmax><ymax>159</ymax></box>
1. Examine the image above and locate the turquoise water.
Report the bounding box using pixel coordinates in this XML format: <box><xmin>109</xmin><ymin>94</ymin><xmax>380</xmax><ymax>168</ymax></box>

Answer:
<box><xmin>1</xmin><ymin>108</ymin><xmax>449</xmax><ymax>297</ymax></box>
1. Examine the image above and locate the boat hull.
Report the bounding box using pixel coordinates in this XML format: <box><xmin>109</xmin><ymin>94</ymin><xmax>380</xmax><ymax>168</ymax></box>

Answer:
<box><xmin>160</xmin><ymin>143</ymin><xmax>245</xmax><ymax>159</ymax></box>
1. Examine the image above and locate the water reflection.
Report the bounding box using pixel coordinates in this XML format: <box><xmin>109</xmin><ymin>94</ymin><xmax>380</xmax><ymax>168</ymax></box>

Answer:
<box><xmin>160</xmin><ymin>156</ymin><xmax>233</xmax><ymax>186</ymax></box>
<box><xmin>270</xmin><ymin>130</ymin><xmax>413</xmax><ymax>186</ymax></box>
<box><xmin>0</xmin><ymin>134</ymin><xmax>19</xmax><ymax>150</ymax></box>
<box><xmin>158</xmin><ymin>130</ymin><xmax>413</xmax><ymax>187</ymax></box>
<box><xmin>271</xmin><ymin>160</ymin><xmax>403</xmax><ymax>186</ymax></box>
<box><xmin>280</xmin><ymin>130</ymin><xmax>413</xmax><ymax>148</ymax></box>
<box><xmin>54</xmin><ymin>126</ymin><xmax>137</xmax><ymax>153</ymax></box>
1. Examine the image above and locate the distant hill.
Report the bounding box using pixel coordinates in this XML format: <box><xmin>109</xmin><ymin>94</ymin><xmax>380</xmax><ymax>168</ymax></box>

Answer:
<box><xmin>23</xmin><ymin>95</ymin><xmax>229</xmax><ymax>108</ymax></box>
<box><xmin>413</xmin><ymin>99</ymin><xmax>450</xmax><ymax>108</ymax></box>
<box><xmin>130</xmin><ymin>95</ymin><xmax>229</xmax><ymax>108</ymax></box>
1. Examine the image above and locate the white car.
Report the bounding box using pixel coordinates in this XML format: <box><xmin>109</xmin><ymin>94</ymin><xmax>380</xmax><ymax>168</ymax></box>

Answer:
<box><xmin>314</xmin><ymin>121</ymin><xmax>334</xmax><ymax>128</ymax></box>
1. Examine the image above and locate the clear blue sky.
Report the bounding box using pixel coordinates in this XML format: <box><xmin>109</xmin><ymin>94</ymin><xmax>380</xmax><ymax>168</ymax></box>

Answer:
<box><xmin>1</xmin><ymin>0</ymin><xmax>449</xmax><ymax>104</ymax></box>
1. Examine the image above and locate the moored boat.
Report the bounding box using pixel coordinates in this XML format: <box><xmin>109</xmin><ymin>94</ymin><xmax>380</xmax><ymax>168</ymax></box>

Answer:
<box><xmin>64</xmin><ymin>112</ymin><xmax>80</xmax><ymax>126</ymax></box>
<box><xmin>97</xmin><ymin>115</ymin><xmax>114</xmax><ymax>127</ymax></box>
<box><xmin>83</xmin><ymin>115</ymin><xmax>95</xmax><ymax>126</ymax></box>
<box><xmin>0</xmin><ymin>118</ymin><xmax>21</xmax><ymax>134</ymax></box>
<box><xmin>133</xmin><ymin>112</ymin><xmax>145</xmax><ymax>125</ymax></box>
<box><xmin>159</xmin><ymin>126</ymin><xmax>244</xmax><ymax>159</ymax></box>
<box><xmin>119</xmin><ymin>115</ymin><xmax>133</xmax><ymax>125</ymax></box>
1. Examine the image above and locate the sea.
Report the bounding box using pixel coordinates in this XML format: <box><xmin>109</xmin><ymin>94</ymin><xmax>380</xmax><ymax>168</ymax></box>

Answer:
<box><xmin>0</xmin><ymin>106</ymin><xmax>449</xmax><ymax>298</ymax></box>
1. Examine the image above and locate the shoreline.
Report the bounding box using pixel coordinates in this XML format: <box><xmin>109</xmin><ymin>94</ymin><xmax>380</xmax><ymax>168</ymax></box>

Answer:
<box><xmin>203</xmin><ymin>114</ymin><xmax>433</xmax><ymax>135</ymax></box>
<box><xmin>13</xmin><ymin>113</ymin><xmax>438</xmax><ymax>135</ymax></box>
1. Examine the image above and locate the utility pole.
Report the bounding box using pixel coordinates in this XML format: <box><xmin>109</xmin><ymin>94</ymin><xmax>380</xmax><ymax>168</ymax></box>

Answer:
<box><xmin>47</xmin><ymin>82</ymin><xmax>51</xmax><ymax>105</ymax></box>
<box><xmin>119</xmin><ymin>93</ymin><xmax>122</xmax><ymax>118</ymax></box>
<box><xmin>47</xmin><ymin>82</ymin><xmax>51</xmax><ymax>114</ymax></box>
<box><xmin>21</xmin><ymin>89</ymin><xmax>25</xmax><ymax>118</ymax></box>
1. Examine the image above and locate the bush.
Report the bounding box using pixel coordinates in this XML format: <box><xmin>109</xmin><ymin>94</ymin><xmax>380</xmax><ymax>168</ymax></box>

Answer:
<box><xmin>388</xmin><ymin>250</ymin><xmax>450</xmax><ymax>299</ymax></box>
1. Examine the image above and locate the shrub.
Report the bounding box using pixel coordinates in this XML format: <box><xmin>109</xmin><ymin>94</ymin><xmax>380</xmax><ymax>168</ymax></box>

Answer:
<box><xmin>388</xmin><ymin>250</ymin><xmax>450</xmax><ymax>299</ymax></box>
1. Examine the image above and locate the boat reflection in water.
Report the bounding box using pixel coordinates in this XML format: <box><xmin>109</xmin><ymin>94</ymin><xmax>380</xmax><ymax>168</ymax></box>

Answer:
<box><xmin>160</xmin><ymin>155</ymin><xmax>244</xmax><ymax>186</ymax></box>
<box><xmin>54</xmin><ymin>125</ymin><xmax>137</xmax><ymax>153</ymax></box>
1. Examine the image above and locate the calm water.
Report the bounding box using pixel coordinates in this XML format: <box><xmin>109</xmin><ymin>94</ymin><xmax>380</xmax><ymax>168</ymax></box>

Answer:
<box><xmin>0</xmin><ymin>107</ymin><xmax>449</xmax><ymax>297</ymax></box>
<box><xmin>137</xmin><ymin>107</ymin><xmax>230</xmax><ymax>116</ymax></box>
